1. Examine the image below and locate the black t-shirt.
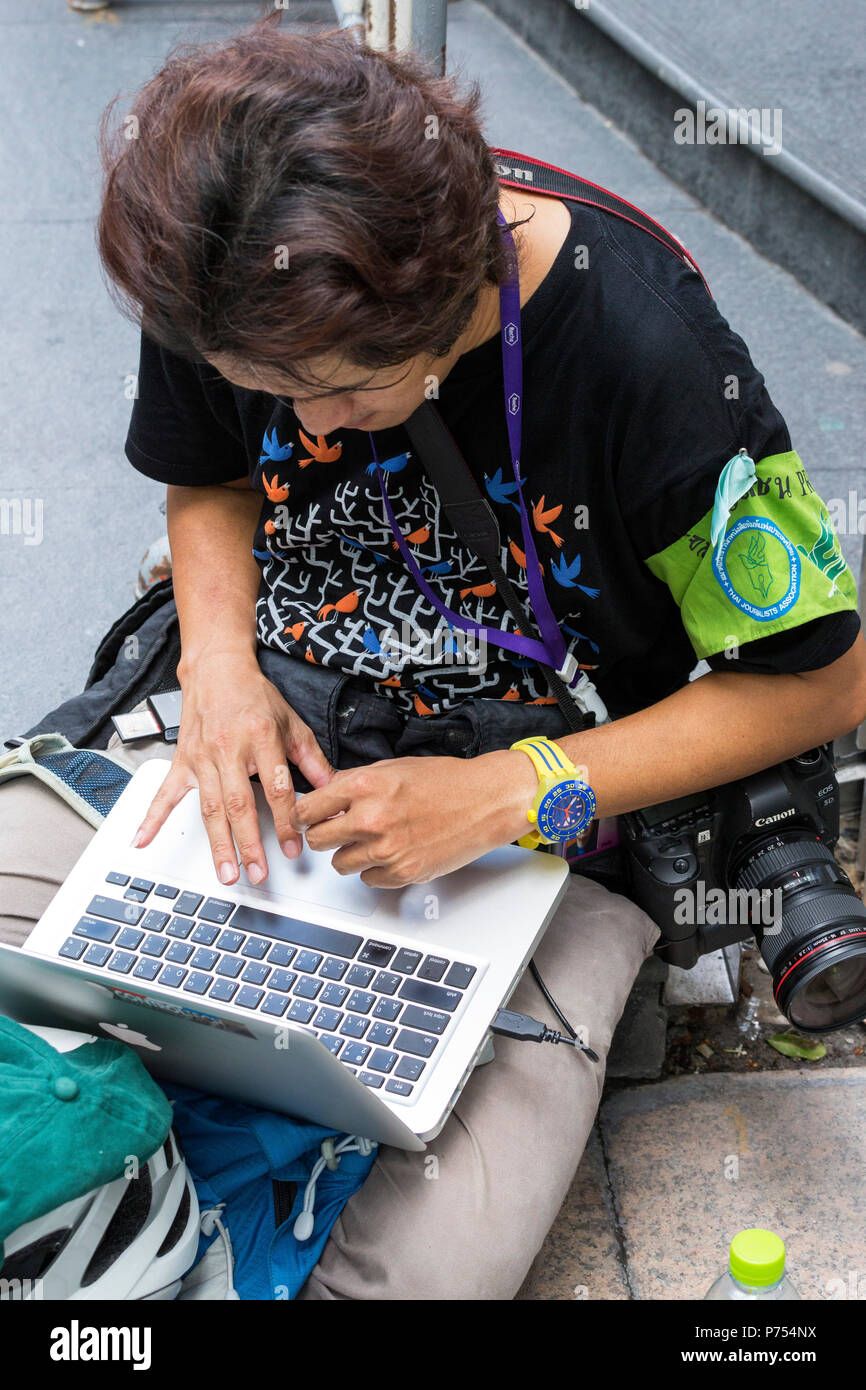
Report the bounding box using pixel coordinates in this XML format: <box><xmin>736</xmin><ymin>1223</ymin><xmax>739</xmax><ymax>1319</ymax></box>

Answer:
<box><xmin>126</xmin><ymin>196</ymin><xmax>860</xmax><ymax>720</ymax></box>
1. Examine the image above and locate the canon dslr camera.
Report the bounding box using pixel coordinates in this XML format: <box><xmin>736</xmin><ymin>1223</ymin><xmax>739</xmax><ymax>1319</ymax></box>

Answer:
<box><xmin>620</xmin><ymin>746</ymin><xmax>866</xmax><ymax>1033</ymax></box>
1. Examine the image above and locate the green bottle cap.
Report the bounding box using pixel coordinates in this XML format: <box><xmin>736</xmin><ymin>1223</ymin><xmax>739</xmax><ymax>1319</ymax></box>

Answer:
<box><xmin>729</xmin><ymin>1229</ymin><xmax>786</xmax><ymax>1287</ymax></box>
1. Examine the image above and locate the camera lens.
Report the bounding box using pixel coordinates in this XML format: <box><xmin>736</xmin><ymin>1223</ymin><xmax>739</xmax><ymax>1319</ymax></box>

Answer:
<box><xmin>733</xmin><ymin>831</ymin><xmax>866</xmax><ymax>1034</ymax></box>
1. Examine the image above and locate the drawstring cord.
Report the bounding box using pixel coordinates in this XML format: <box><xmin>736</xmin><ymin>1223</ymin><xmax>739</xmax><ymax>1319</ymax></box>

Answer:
<box><xmin>294</xmin><ymin>1136</ymin><xmax>376</xmax><ymax>1242</ymax></box>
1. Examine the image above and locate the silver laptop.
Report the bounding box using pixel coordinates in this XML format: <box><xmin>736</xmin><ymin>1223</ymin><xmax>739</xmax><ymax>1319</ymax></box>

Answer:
<box><xmin>0</xmin><ymin>758</ymin><xmax>569</xmax><ymax>1150</ymax></box>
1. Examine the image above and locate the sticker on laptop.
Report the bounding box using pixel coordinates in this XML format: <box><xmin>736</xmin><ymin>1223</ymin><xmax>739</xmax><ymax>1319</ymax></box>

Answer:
<box><xmin>105</xmin><ymin>987</ymin><xmax>255</xmax><ymax>1037</ymax></box>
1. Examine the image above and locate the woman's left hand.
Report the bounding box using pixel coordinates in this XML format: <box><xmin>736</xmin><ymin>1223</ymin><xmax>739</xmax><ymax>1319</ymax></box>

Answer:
<box><xmin>291</xmin><ymin>750</ymin><xmax>538</xmax><ymax>887</ymax></box>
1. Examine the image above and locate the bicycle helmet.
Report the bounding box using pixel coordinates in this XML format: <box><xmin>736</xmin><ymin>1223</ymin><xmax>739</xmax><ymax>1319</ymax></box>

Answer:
<box><xmin>0</xmin><ymin>1025</ymin><xmax>200</xmax><ymax>1300</ymax></box>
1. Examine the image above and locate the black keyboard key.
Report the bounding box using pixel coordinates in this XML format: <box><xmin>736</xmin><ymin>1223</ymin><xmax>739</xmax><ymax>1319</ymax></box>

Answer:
<box><xmin>320</xmin><ymin>982</ymin><xmax>348</xmax><ymax>1007</ymax></box>
<box><xmin>229</xmin><ymin>904</ymin><xmax>362</xmax><ymax>959</ymax></box>
<box><xmin>320</xmin><ymin>1035</ymin><xmax>343</xmax><ymax>1057</ymax></box>
<box><xmin>346</xmin><ymin>989</ymin><xmax>375</xmax><ymax>1015</ymax></box>
<box><xmin>367</xmin><ymin>1021</ymin><xmax>397</xmax><ymax>1046</ymax></box>
<box><xmin>444</xmin><ymin>961</ymin><xmax>477</xmax><ymax>991</ymax></box>
<box><xmin>154</xmin><ymin>883</ymin><xmax>179</xmax><ymax>899</ymax></box>
<box><xmin>391</xmin><ymin>948</ymin><xmax>422</xmax><ymax>975</ymax></box>
<box><xmin>268</xmin><ymin>969</ymin><xmax>297</xmax><ymax>993</ymax></box>
<box><xmin>216</xmin><ymin>929</ymin><xmax>244</xmax><ymax>953</ymax></box>
<box><xmin>140</xmin><ymin>934</ymin><xmax>169</xmax><ymax>957</ymax></box>
<box><xmin>418</xmin><ymin>954</ymin><xmax>449</xmax><ymax>982</ymax></box>
<box><xmin>261</xmin><ymin>993</ymin><xmax>289</xmax><ymax>1017</ymax></box>
<box><xmin>367</xmin><ymin>1047</ymin><xmax>398</xmax><ymax>1074</ymax></box>
<box><xmin>133</xmin><ymin>958</ymin><xmax>161</xmax><ymax>981</ymax></box>
<box><xmin>395</xmin><ymin>1055</ymin><xmax>426</xmax><ymax>1082</ymax></box>
<box><xmin>372</xmin><ymin>970</ymin><xmax>401</xmax><ymax>996</ymax></box>
<box><xmin>166</xmin><ymin>916</ymin><xmax>194</xmax><ymax>939</ymax></box>
<box><xmin>242</xmin><ymin>961</ymin><xmax>270</xmax><ymax>986</ymax></box>
<box><xmin>190</xmin><ymin>947</ymin><xmax>219</xmax><ymax>972</ymax></box>
<box><xmin>319</xmin><ymin>956</ymin><xmax>348</xmax><ymax>981</ymax></box>
<box><xmin>341</xmin><ymin>1041</ymin><xmax>369</xmax><ymax>1066</ymax></box>
<box><xmin>294</xmin><ymin>950</ymin><xmax>322</xmax><ymax>974</ymax></box>
<box><xmin>294</xmin><ymin>976</ymin><xmax>322</xmax><ymax>1000</ymax></box>
<box><xmin>123</xmin><ymin>888</ymin><xmax>149</xmax><ymax>904</ymax></box>
<box><xmin>385</xmin><ymin>1078</ymin><xmax>414</xmax><ymax>1097</ymax></box>
<box><xmin>400</xmin><ymin>1005</ymin><xmax>450</xmax><ymax>1035</ymax></box>
<box><xmin>313</xmin><ymin>1006</ymin><xmax>343</xmax><ymax>1032</ymax></box>
<box><xmin>359</xmin><ymin>1071</ymin><xmax>384</xmax><ymax>1088</ymax></box>
<box><xmin>198</xmin><ymin>897</ymin><xmax>235</xmax><ymax>925</ymax></box>
<box><xmin>166</xmin><ymin>941</ymin><xmax>193</xmax><ymax>964</ymax></box>
<box><xmin>83</xmin><ymin>944</ymin><xmax>112</xmax><ymax>967</ymax></box>
<box><xmin>209</xmin><ymin>978</ymin><xmax>238</xmax><ymax>1002</ymax></box>
<box><xmin>235</xmin><ymin>986</ymin><xmax>265</xmax><ymax>1010</ymax></box>
<box><xmin>183</xmin><ymin>972</ymin><xmax>212</xmax><ymax>996</ymax></box>
<box><xmin>141</xmin><ymin>909</ymin><xmax>171</xmax><ymax>933</ymax></box>
<box><xmin>399</xmin><ymin>978</ymin><xmax>461</xmax><ymax>1012</ymax></box>
<box><xmin>86</xmin><ymin>896</ymin><xmax>143</xmax><ymax>927</ymax></box>
<box><xmin>116</xmin><ymin>927</ymin><xmax>144</xmax><ymax>951</ymax></box>
<box><xmin>130</xmin><ymin>877</ymin><xmax>155</xmax><ymax>894</ymax></box>
<box><xmin>108</xmin><ymin>951</ymin><xmax>136</xmax><ymax>974</ymax></box>
<box><xmin>287</xmin><ymin>998</ymin><xmax>316</xmax><ymax>1024</ymax></box>
<box><xmin>215</xmin><ymin>955</ymin><xmax>244</xmax><ymax>979</ymax></box>
<box><xmin>241</xmin><ymin>936</ymin><xmax>270</xmax><ymax>960</ymax></box>
<box><xmin>358</xmin><ymin>940</ymin><xmax>395</xmax><ymax>967</ymax></box>
<box><xmin>159</xmin><ymin>964</ymin><xmax>188</xmax><ymax>989</ymax></box>
<box><xmin>268</xmin><ymin>943</ymin><xmax>295</xmax><ymax>967</ymax></box>
<box><xmin>394</xmin><ymin>1029</ymin><xmax>438</xmax><ymax>1058</ymax></box>
<box><xmin>191</xmin><ymin>922</ymin><xmax>220</xmax><ymax>947</ymax></box>
<box><xmin>372</xmin><ymin>997</ymin><xmax>402</xmax><ymax>1023</ymax></box>
<box><xmin>73</xmin><ymin>916</ymin><xmax>118</xmax><ymax>944</ymax></box>
<box><xmin>345</xmin><ymin>964</ymin><xmax>375</xmax><ymax>989</ymax></box>
<box><xmin>105</xmin><ymin>871</ymin><xmax>129</xmax><ymax>887</ymax></box>
<box><xmin>174</xmin><ymin>891</ymin><xmax>203</xmax><ymax>916</ymax></box>
<box><xmin>60</xmin><ymin>936</ymin><xmax>87</xmax><ymax>960</ymax></box>
<box><xmin>340</xmin><ymin>1014</ymin><xmax>370</xmax><ymax>1039</ymax></box>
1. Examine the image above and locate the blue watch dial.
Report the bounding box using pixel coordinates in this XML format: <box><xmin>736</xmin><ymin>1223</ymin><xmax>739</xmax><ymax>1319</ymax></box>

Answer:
<box><xmin>537</xmin><ymin>780</ymin><xmax>597</xmax><ymax>841</ymax></box>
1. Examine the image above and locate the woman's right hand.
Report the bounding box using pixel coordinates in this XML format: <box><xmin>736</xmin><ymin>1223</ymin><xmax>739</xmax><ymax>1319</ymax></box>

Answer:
<box><xmin>130</xmin><ymin>652</ymin><xmax>335</xmax><ymax>886</ymax></box>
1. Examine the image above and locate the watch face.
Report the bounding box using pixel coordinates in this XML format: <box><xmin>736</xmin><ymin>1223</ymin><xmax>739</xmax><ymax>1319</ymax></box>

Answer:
<box><xmin>537</xmin><ymin>780</ymin><xmax>596</xmax><ymax>841</ymax></box>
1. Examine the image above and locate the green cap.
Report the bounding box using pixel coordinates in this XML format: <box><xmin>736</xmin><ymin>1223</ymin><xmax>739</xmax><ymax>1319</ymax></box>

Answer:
<box><xmin>0</xmin><ymin>1016</ymin><xmax>172</xmax><ymax>1255</ymax></box>
<box><xmin>729</xmin><ymin>1229</ymin><xmax>786</xmax><ymax>1287</ymax></box>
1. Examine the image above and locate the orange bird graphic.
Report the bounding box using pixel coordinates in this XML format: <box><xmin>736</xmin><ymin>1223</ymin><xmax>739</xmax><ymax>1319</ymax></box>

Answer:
<box><xmin>528</xmin><ymin>695</ymin><xmax>558</xmax><ymax>705</ymax></box>
<box><xmin>378</xmin><ymin>675</ymin><xmax>401</xmax><ymax>688</ymax></box>
<box><xmin>264</xmin><ymin>518</ymin><xmax>276</xmax><ymax>535</ymax></box>
<box><xmin>460</xmin><ymin>579</ymin><xmax>497</xmax><ymax>599</ymax></box>
<box><xmin>317</xmin><ymin>589</ymin><xmax>360</xmax><ymax>621</ymax></box>
<box><xmin>532</xmin><ymin>495</ymin><xmax>564</xmax><ymax>548</ymax></box>
<box><xmin>304</xmin><ymin>645</ymin><xmax>317</xmax><ymax>663</ymax></box>
<box><xmin>509</xmin><ymin>540</ymin><xmax>544</xmax><ymax>575</ymax></box>
<box><xmin>501</xmin><ymin>684</ymin><xmax>521</xmax><ymax>701</ymax></box>
<box><xmin>392</xmin><ymin>525</ymin><xmax>430</xmax><ymax>551</ymax></box>
<box><xmin>297</xmin><ymin>430</ymin><xmax>342</xmax><ymax>467</ymax></box>
<box><xmin>413</xmin><ymin>694</ymin><xmax>435</xmax><ymax>716</ymax></box>
<box><xmin>282</xmin><ymin>621</ymin><xmax>307</xmax><ymax>641</ymax></box>
<box><xmin>262</xmin><ymin>473</ymin><xmax>289</xmax><ymax>503</ymax></box>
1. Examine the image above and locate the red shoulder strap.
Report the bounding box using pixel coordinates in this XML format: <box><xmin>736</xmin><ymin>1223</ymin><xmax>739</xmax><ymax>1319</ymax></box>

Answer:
<box><xmin>491</xmin><ymin>146</ymin><xmax>711</xmax><ymax>298</ymax></box>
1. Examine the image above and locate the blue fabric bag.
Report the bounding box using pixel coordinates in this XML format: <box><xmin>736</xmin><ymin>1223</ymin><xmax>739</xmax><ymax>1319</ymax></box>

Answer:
<box><xmin>165</xmin><ymin>1084</ymin><xmax>377</xmax><ymax>1300</ymax></box>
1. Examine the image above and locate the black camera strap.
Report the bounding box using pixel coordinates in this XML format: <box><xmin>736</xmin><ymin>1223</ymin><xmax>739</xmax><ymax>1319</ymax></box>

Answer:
<box><xmin>402</xmin><ymin>401</ymin><xmax>589</xmax><ymax>733</ymax></box>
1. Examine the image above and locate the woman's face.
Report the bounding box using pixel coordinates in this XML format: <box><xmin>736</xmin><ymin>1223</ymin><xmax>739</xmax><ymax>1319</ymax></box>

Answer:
<box><xmin>206</xmin><ymin>345</ymin><xmax>458</xmax><ymax>438</ymax></box>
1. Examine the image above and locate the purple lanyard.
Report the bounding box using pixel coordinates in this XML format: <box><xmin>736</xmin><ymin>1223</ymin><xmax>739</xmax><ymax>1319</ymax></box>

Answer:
<box><xmin>369</xmin><ymin>211</ymin><xmax>572</xmax><ymax>677</ymax></box>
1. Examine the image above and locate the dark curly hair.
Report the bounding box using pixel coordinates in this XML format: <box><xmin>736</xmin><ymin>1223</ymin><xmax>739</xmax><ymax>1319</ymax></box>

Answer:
<box><xmin>97</xmin><ymin>19</ymin><xmax>525</xmax><ymax>391</ymax></box>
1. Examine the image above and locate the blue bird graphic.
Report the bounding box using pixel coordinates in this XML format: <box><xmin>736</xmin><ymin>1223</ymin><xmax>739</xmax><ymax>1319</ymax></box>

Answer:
<box><xmin>365</xmin><ymin>451</ymin><xmax>411</xmax><ymax>477</ymax></box>
<box><xmin>259</xmin><ymin>427</ymin><xmax>293</xmax><ymax>466</ymax></box>
<box><xmin>484</xmin><ymin>467</ymin><xmax>526</xmax><ymax>512</ymax></box>
<box><xmin>252</xmin><ymin>548</ymin><xmax>271</xmax><ymax>563</ymax></box>
<box><xmin>422</xmin><ymin>560</ymin><xmax>454</xmax><ymax>577</ymax></box>
<box><xmin>338</xmin><ymin>533</ymin><xmax>388</xmax><ymax>564</ymax></box>
<box><xmin>550</xmin><ymin>551</ymin><xmax>600</xmax><ymax>598</ymax></box>
<box><xmin>562</xmin><ymin>624</ymin><xmax>600</xmax><ymax>654</ymax></box>
<box><xmin>363</xmin><ymin>627</ymin><xmax>382</xmax><ymax>655</ymax></box>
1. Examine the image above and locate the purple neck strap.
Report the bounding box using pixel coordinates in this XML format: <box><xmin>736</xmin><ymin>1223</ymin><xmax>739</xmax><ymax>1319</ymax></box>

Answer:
<box><xmin>369</xmin><ymin>210</ymin><xmax>570</xmax><ymax>673</ymax></box>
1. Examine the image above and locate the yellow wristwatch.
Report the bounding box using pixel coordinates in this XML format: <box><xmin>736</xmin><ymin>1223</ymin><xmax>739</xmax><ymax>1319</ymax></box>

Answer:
<box><xmin>510</xmin><ymin>736</ymin><xmax>597</xmax><ymax>849</ymax></box>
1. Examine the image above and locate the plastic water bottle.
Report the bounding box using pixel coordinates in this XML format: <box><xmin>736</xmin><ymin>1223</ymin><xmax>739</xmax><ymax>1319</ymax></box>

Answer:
<box><xmin>704</xmin><ymin>1229</ymin><xmax>801</xmax><ymax>1300</ymax></box>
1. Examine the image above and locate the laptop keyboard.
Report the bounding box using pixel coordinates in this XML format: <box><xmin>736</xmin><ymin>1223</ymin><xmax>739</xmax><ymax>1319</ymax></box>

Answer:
<box><xmin>57</xmin><ymin>872</ymin><xmax>480</xmax><ymax>1100</ymax></box>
